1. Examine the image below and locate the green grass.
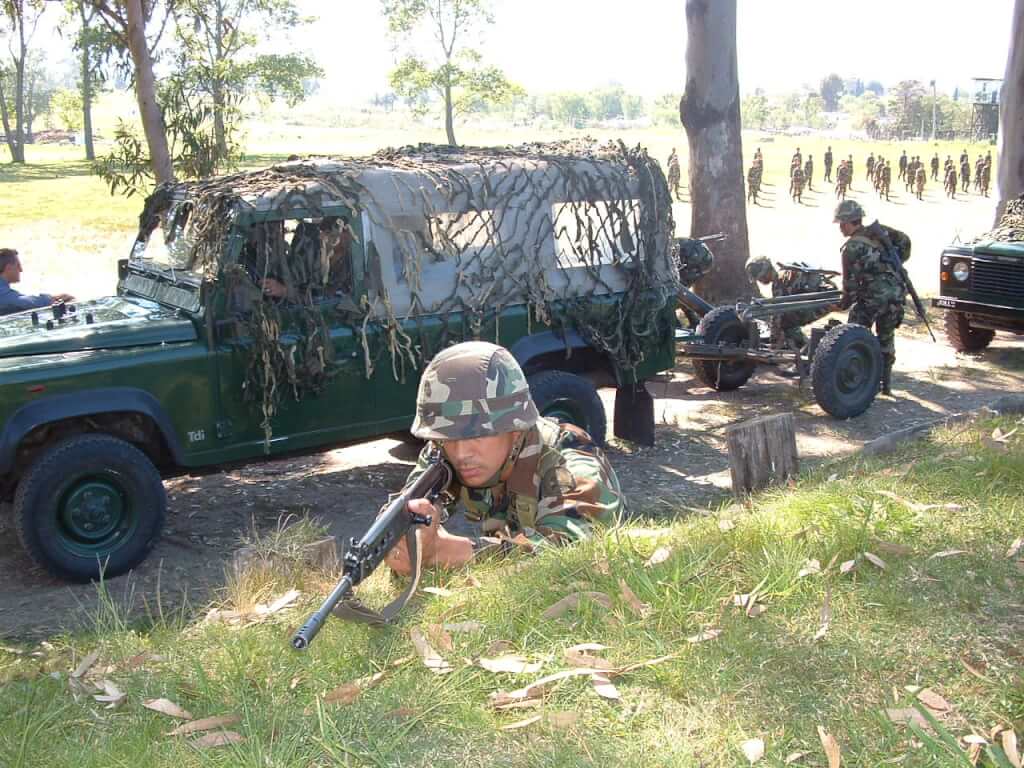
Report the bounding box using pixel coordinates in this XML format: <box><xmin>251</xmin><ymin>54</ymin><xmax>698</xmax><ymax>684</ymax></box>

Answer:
<box><xmin>2</xmin><ymin>416</ymin><xmax>1022</xmax><ymax>767</ymax></box>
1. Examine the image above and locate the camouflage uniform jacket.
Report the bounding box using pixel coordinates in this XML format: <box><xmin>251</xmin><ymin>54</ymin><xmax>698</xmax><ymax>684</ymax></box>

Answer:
<box><xmin>839</xmin><ymin>224</ymin><xmax>910</xmax><ymax>309</ymax></box>
<box><xmin>406</xmin><ymin>416</ymin><xmax>624</xmax><ymax>546</ymax></box>
<box><xmin>771</xmin><ymin>268</ymin><xmax>833</xmax><ymax>330</ymax></box>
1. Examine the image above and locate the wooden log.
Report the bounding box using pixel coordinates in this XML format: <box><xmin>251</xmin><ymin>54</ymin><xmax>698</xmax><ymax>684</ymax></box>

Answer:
<box><xmin>725</xmin><ymin>413</ymin><xmax>798</xmax><ymax>495</ymax></box>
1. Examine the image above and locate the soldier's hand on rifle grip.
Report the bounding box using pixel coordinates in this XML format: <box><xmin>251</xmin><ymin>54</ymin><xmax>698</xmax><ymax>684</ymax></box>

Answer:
<box><xmin>384</xmin><ymin>498</ymin><xmax>440</xmax><ymax>576</ymax></box>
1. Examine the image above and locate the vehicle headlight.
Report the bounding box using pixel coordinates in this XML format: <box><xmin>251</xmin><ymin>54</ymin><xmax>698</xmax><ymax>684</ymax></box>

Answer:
<box><xmin>940</xmin><ymin>254</ymin><xmax>951</xmax><ymax>267</ymax></box>
<box><xmin>952</xmin><ymin>261</ymin><xmax>970</xmax><ymax>282</ymax></box>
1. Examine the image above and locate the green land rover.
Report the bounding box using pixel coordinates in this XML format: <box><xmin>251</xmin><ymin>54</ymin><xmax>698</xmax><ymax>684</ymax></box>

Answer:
<box><xmin>0</xmin><ymin>141</ymin><xmax>680</xmax><ymax>581</ymax></box>
<box><xmin>933</xmin><ymin>196</ymin><xmax>1024</xmax><ymax>351</ymax></box>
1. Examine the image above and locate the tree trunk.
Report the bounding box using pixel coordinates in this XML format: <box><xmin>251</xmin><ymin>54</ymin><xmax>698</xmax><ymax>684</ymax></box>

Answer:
<box><xmin>725</xmin><ymin>413</ymin><xmax>798</xmax><ymax>495</ymax></box>
<box><xmin>679</xmin><ymin>0</ymin><xmax>751</xmax><ymax>302</ymax></box>
<box><xmin>12</xmin><ymin>15</ymin><xmax>27</xmax><ymax>163</ymax></box>
<box><xmin>444</xmin><ymin>81</ymin><xmax>456</xmax><ymax>145</ymax></box>
<box><xmin>125</xmin><ymin>0</ymin><xmax>173</xmax><ymax>184</ymax></box>
<box><xmin>0</xmin><ymin>77</ymin><xmax>17</xmax><ymax>162</ymax></box>
<box><xmin>996</xmin><ymin>0</ymin><xmax>1024</xmax><ymax>222</ymax></box>
<box><xmin>81</xmin><ymin>46</ymin><xmax>95</xmax><ymax>161</ymax></box>
<box><xmin>212</xmin><ymin>0</ymin><xmax>228</xmax><ymax>160</ymax></box>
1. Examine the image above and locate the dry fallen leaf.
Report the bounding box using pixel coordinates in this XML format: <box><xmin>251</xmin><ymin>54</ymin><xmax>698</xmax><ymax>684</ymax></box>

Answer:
<box><xmin>167</xmin><ymin>714</ymin><xmax>242</xmax><ymax>736</ymax></box>
<box><xmin>886</xmin><ymin>708</ymin><xmax>931</xmax><ymax>729</ymax></box>
<box><xmin>1003</xmin><ymin>729</ymin><xmax>1021</xmax><ymax>768</ymax></box>
<box><xmin>143</xmin><ymin>698</ymin><xmax>193</xmax><ymax>720</ymax></box>
<box><xmin>644</xmin><ymin>546</ymin><xmax>673</xmax><ymax>568</ymax></box>
<box><xmin>564</xmin><ymin>644</ymin><xmax>615</xmax><ymax>671</ymax></box>
<box><xmin>917</xmin><ymin>688</ymin><xmax>952</xmax><ymax>714</ymax></box>
<box><xmin>478</xmin><ymin>654</ymin><xmax>544</xmax><ymax>675</ymax></box>
<box><xmin>262</xmin><ymin>589</ymin><xmax>300</xmax><ymax>615</ymax></box>
<box><xmin>817</xmin><ymin>726</ymin><xmax>842</xmax><ymax>768</ymax></box>
<box><xmin>443</xmin><ymin>621</ymin><xmax>483</xmax><ymax>634</ymax></box>
<box><xmin>591</xmin><ymin>674</ymin><xmax>620</xmax><ymax>700</ymax></box>
<box><xmin>741</xmin><ymin>737</ymin><xmax>765</xmax><ymax>764</ymax></box>
<box><xmin>191</xmin><ymin>731</ymin><xmax>245</xmax><ymax>748</ymax></box>
<box><xmin>718</xmin><ymin>519</ymin><xmax>736</xmax><ymax>532</ymax></box>
<box><xmin>421</xmin><ymin>587</ymin><xmax>455</xmax><ymax>598</ymax></box>
<box><xmin>92</xmin><ymin>679</ymin><xmax>126</xmax><ymax>709</ymax></box>
<box><xmin>687</xmin><ymin>628</ymin><xmax>722</xmax><ymax>644</ymax></box>
<box><xmin>484</xmin><ymin>640</ymin><xmax>515</xmax><ymax>656</ymax></box>
<box><xmin>814</xmin><ymin>587</ymin><xmax>832</xmax><ymax>641</ymax></box>
<box><xmin>541</xmin><ymin>592</ymin><xmax>612</xmax><ymax>620</ymax></box>
<box><xmin>798</xmin><ymin>559</ymin><xmax>822</xmax><ymax>578</ymax></box>
<box><xmin>929</xmin><ymin>549</ymin><xmax>969</xmax><ymax>560</ymax></box>
<box><xmin>618</xmin><ymin>579</ymin><xmax>652</xmax><ymax>618</ymax></box>
<box><xmin>992</xmin><ymin>427</ymin><xmax>1018</xmax><ymax>443</ymax></box>
<box><xmin>963</xmin><ymin>734</ymin><xmax>988</xmax><ymax>746</ymax></box>
<box><xmin>425</xmin><ymin>624</ymin><xmax>454</xmax><ymax>653</ymax></box>
<box><xmin>499</xmin><ymin>715</ymin><xmax>542</xmax><ymax>731</ymax></box>
<box><xmin>71</xmin><ymin>649</ymin><xmax>100</xmax><ymax>679</ymax></box>
<box><xmin>488</xmin><ymin>668</ymin><xmax>601</xmax><ymax>709</ymax></box>
<box><xmin>1007</xmin><ymin>537</ymin><xmax>1024</xmax><ymax>560</ymax></box>
<box><xmin>839</xmin><ymin>559</ymin><xmax>857</xmax><ymax>575</ymax></box>
<box><xmin>409</xmin><ymin>628</ymin><xmax>453</xmax><ymax>674</ymax></box>
<box><xmin>863</xmin><ymin>552</ymin><xmax>888</xmax><ymax>571</ymax></box>
<box><xmin>784</xmin><ymin>752</ymin><xmax>809</xmax><ymax>765</ymax></box>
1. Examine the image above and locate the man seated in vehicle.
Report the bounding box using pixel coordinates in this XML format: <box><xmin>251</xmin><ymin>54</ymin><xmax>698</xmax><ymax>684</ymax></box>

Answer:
<box><xmin>383</xmin><ymin>341</ymin><xmax>625</xmax><ymax>575</ymax></box>
<box><xmin>746</xmin><ymin>255</ymin><xmax>834</xmax><ymax>351</ymax></box>
<box><xmin>260</xmin><ymin>217</ymin><xmax>354</xmax><ymax>301</ymax></box>
<box><xmin>0</xmin><ymin>248</ymin><xmax>74</xmax><ymax>315</ymax></box>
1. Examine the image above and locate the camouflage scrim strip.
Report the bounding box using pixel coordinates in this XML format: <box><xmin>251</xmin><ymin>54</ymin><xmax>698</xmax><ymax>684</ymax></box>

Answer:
<box><xmin>411</xmin><ymin>341</ymin><xmax>539</xmax><ymax>440</ymax></box>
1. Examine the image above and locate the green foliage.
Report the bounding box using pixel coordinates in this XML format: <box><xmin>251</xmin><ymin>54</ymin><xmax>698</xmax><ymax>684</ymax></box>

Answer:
<box><xmin>382</xmin><ymin>0</ymin><xmax>515</xmax><ymax>144</ymax></box>
<box><xmin>887</xmin><ymin>80</ymin><xmax>929</xmax><ymax>138</ymax></box>
<box><xmin>820</xmin><ymin>72</ymin><xmax>844</xmax><ymax>111</ymax></box>
<box><xmin>652</xmin><ymin>93</ymin><xmax>680</xmax><ymax>126</ymax></box>
<box><xmin>48</xmin><ymin>88</ymin><xmax>82</xmax><ymax>131</ymax></box>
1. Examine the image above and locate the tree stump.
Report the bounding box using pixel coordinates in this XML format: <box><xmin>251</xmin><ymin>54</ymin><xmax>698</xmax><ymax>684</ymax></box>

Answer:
<box><xmin>725</xmin><ymin>413</ymin><xmax>798</xmax><ymax>495</ymax></box>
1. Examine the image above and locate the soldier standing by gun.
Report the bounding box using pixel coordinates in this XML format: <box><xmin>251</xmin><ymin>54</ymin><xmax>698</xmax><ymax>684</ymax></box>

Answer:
<box><xmin>833</xmin><ymin>200</ymin><xmax>920</xmax><ymax>395</ymax></box>
<box><xmin>747</xmin><ymin>159</ymin><xmax>762</xmax><ymax>204</ymax></box>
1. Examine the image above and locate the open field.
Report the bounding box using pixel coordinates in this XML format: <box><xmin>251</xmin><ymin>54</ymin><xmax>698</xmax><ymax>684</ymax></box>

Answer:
<box><xmin>0</xmin><ymin>113</ymin><xmax>1001</xmax><ymax>301</ymax></box>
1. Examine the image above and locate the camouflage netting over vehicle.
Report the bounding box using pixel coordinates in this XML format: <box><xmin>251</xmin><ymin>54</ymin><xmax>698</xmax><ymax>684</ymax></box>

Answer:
<box><xmin>136</xmin><ymin>140</ymin><xmax>680</xmax><ymax>439</ymax></box>
<box><xmin>975</xmin><ymin>193</ymin><xmax>1024</xmax><ymax>242</ymax></box>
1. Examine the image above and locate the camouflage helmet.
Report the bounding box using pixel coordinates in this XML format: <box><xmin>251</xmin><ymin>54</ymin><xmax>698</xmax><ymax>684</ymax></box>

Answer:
<box><xmin>673</xmin><ymin>237</ymin><xmax>714</xmax><ymax>287</ymax></box>
<box><xmin>745</xmin><ymin>255</ymin><xmax>775</xmax><ymax>283</ymax></box>
<box><xmin>411</xmin><ymin>341</ymin><xmax>539</xmax><ymax>441</ymax></box>
<box><xmin>833</xmin><ymin>199</ymin><xmax>865</xmax><ymax>223</ymax></box>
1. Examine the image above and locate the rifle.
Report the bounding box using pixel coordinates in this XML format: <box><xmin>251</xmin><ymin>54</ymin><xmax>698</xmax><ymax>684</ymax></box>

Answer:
<box><xmin>775</xmin><ymin>262</ymin><xmax>840</xmax><ymax>278</ymax></box>
<box><xmin>863</xmin><ymin>221</ymin><xmax>936</xmax><ymax>342</ymax></box>
<box><xmin>291</xmin><ymin>454</ymin><xmax>453</xmax><ymax>650</ymax></box>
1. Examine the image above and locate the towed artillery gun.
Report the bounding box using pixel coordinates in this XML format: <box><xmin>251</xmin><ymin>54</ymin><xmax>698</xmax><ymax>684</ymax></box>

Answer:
<box><xmin>673</xmin><ymin>249</ymin><xmax>883</xmax><ymax>419</ymax></box>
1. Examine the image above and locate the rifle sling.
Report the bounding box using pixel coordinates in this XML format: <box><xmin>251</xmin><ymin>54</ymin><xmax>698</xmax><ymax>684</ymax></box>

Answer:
<box><xmin>332</xmin><ymin>527</ymin><xmax>425</xmax><ymax>626</ymax></box>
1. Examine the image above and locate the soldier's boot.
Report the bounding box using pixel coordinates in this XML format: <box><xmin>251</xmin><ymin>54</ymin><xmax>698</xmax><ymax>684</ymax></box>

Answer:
<box><xmin>880</xmin><ymin>361</ymin><xmax>893</xmax><ymax>396</ymax></box>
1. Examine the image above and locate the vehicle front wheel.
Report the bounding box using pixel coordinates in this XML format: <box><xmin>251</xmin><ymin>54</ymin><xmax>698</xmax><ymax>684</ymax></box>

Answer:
<box><xmin>811</xmin><ymin>323</ymin><xmax>882</xmax><ymax>419</ymax></box>
<box><xmin>944</xmin><ymin>312</ymin><xmax>995</xmax><ymax>352</ymax></box>
<box><xmin>14</xmin><ymin>434</ymin><xmax>167</xmax><ymax>582</ymax></box>
<box><xmin>528</xmin><ymin>370</ymin><xmax>607</xmax><ymax>446</ymax></box>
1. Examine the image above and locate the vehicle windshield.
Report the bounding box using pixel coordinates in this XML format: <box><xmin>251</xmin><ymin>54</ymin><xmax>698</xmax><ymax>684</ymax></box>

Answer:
<box><xmin>130</xmin><ymin>200</ymin><xmax>200</xmax><ymax>272</ymax></box>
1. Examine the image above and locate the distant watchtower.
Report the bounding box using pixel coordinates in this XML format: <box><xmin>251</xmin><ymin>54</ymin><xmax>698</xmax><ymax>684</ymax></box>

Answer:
<box><xmin>970</xmin><ymin>77</ymin><xmax>1002</xmax><ymax>142</ymax></box>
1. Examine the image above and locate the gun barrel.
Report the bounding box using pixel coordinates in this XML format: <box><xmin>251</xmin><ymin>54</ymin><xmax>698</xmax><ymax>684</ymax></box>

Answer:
<box><xmin>292</xmin><ymin>573</ymin><xmax>355</xmax><ymax>650</ymax></box>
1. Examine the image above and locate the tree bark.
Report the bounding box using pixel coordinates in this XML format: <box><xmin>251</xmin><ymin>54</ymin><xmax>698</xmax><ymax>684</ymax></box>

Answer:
<box><xmin>679</xmin><ymin>0</ymin><xmax>751</xmax><ymax>302</ymax></box>
<box><xmin>78</xmin><ymin>0</ymin><xmax>96</xmax><ymax>161</ymax></box>
<box><xmin>444</xmin><ymin>80</ymin><xmax>456</xmax><ymax>145</ymax></box>
<box><xmin>124</xmin><ymin>0</ymin><xmax>173</xmax><ymax>183</ymax></box>
<box><xmin>996</xmin><ymin>0</ymin><xmax>1024</xmax><ymax>222</ymax></box>
<box><xmin>725</xmin><ymin>413</ymin><xmax>798</xmax><ymax>495</ymax></box>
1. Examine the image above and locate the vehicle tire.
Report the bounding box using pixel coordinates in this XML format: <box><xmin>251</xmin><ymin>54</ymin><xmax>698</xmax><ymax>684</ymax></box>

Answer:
<box><xmin>944</xmin><ymin>311</ymin><xmax>994</xmax><ymax>352</ymax></box>
<box><xmin>691</xmin><ymin>306</ymin><xmax>757</xmax><ymax>391</ymax></box>
<box><xmin>13</xmin><ymin>434</ymin><xmax>167</xmax><ymax>582</ymax></box>
<box><xmin>528</xmin><ymin>370</ymin><xmax>607</xmax><ymax>446</ymax></box>
<box><xmin>811</xmin><ymin>324</ymin><xmax>882</xmax><ymax>419</ymax></box>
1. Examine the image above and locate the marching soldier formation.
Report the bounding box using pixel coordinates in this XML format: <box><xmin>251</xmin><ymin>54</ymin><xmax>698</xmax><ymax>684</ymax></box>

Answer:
<box><xmin>742</xmin><ymin>144</ymin><xmax>995</xmax><ymax>207</ymax></box>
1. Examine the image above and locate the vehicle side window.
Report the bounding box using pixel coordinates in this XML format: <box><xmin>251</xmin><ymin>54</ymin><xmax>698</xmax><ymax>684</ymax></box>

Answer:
<box><xmin>552</xmin><ymin>200</ymin><xmax>641</xmax><ymax>268</ymax></box>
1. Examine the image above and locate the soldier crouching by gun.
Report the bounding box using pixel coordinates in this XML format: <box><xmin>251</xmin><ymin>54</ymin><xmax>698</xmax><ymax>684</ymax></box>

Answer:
<box><xmin>293</xmin><ymin>342</ymin><xmax>625</xmax><ymax>649</ymax></box>
<box><xmin>745</xmin><ymin>256</ymin><xmax>838</xmax><ymax>353</ymax></box>
<box><xmin>833</xmin><ymin>200</ymin><xmax>928</xmax><ymax>396</ymax></box>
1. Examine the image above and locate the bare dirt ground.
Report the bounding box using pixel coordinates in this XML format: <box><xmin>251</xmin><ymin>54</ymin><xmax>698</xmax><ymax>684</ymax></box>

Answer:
<box><xmin>2</xmin><ymin>327</ymin><xmax>1022</xmax><ymax>642</ymax></box>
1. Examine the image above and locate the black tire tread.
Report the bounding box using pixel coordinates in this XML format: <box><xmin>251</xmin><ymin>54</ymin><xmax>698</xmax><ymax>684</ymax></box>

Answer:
<box><xmin>944</xmin><ymin>312</ymin><xmax>994</xmax><ymax>352</ymax></box>
<box><xmin>528</xmin><ymin>370</ymin><xmax>607</xmax><ymax>446</ymax></box>
<box><xmin>691</xmin><ymin>306</ymin><xmax>757</xmax><ymax>391</ymax></box>
<box><xmin>810</xmin><ymin>324</ymin><xmax>881</xmax><ymax>419</ymax></box>
<box><xmin>14</xmin><ymin>434</ymin><xmax>166</xmax><ymax>582</ymax></box>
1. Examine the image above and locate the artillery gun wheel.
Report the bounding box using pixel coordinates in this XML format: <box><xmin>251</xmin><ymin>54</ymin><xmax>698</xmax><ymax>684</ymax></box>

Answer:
<box><xmin>944</xmin><ymin>312</ymin><xmax>994</xmax><ymax>352</ymax></box>
<box><xmin>528</xmin><ymin>370</ymin><xmax>607</xmax><ymax>446</ymax></box>
<box><xmin>811</xmin><ymin>324</ymin><xmax>882</xmax><ymax>419</ymax></box>
<box><xmin>13</xmin><ymin>434</ymin><xmax>166</xmax><ymax>582</ymax></box>
<box><xmin>691</xmin><ymin>307</ymin><xmax>757</xmax><ymax>391</ymax></box>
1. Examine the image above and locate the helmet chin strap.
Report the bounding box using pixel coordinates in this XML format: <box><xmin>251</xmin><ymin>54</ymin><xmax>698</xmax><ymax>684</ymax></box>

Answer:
<box><xmin>472</xmin><ymin>431</ymin><xmax>526</xmax><ymax>489</ymax></box>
